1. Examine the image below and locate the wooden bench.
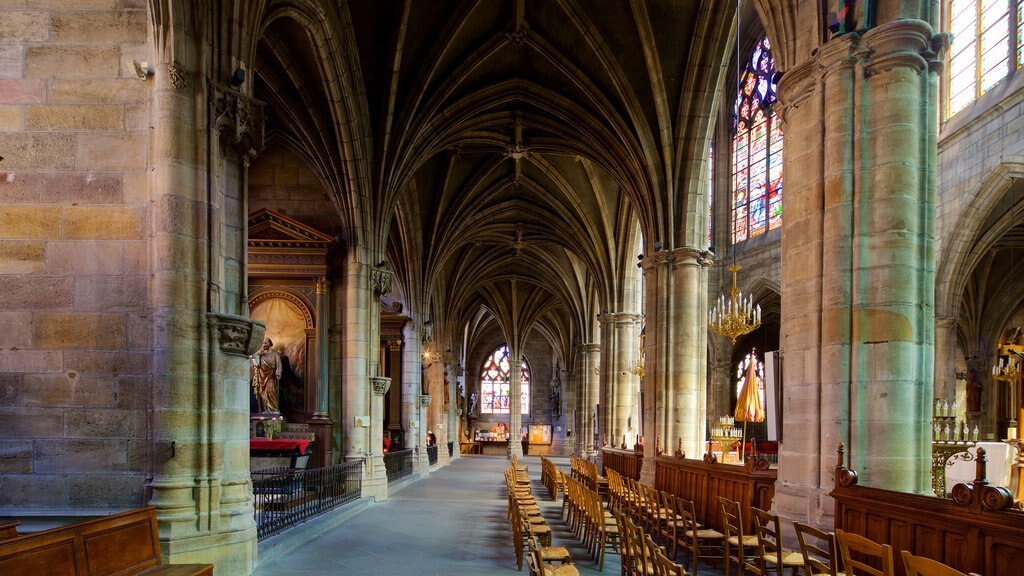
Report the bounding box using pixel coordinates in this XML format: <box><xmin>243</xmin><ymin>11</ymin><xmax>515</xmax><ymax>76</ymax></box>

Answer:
<box><xmin>0</xmin><ymin>507</ymin><xmax>214</xmax><ymax>575</ymax></box>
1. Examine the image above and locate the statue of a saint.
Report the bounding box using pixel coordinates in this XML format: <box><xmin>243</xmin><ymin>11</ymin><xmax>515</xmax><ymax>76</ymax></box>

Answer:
<box><xmin>468</xmin><ymin>392</ymin><xmax>478</xmax><ymax>416</ymax></box>
<box><xmin>251</xmin><ymin>337</ymin><xmax>282</xmax><ymax>413</ymax></box>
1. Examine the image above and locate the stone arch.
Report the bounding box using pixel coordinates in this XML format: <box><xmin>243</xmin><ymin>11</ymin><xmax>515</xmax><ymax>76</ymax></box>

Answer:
<box><xmin>935</xmin><ymin>157</ymin><xmax>1024</xmax><ymax>317</ymax></box>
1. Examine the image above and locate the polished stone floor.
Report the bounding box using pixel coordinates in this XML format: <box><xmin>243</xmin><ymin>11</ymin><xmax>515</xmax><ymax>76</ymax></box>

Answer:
<box><xmin>254</xmin><ymin>454</ymin><xmax>723</xmax><ymax>576</ymax></box>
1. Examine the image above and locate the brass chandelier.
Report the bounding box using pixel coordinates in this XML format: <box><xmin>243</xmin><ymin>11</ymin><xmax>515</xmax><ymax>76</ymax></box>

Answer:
<box><xmin>708</xmin><ymin>265</ymin><xmax>761</xmax><ymax>343</ymax></box>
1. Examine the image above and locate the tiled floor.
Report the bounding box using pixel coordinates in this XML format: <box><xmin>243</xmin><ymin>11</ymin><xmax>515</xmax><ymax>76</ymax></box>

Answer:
<box><xmin>254</xmin><ymin>454</ymin><xmax>725</xmax><ymax>576</ymax></box>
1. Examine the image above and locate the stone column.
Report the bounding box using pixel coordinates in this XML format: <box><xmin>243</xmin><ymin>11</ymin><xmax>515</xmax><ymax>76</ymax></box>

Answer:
<box><xmin>599</xmin><ymin>313</ymin><xmax>642</xmax><ymax>449</ymax></box>
<box><xmin>403</xmin><ymin>325</ymin><xmax>428</xmax><ymax>472</ymax></box>
<box><xmin>934</xmin><ymin>315</ymin><xmax>958</xmax><ymax>404</ymax></box>
<box><xmin>310</xmin><ymin>277</ymin><xmax>333</xmax><ymax>468</ymax></box>
<box><xmin>668</xmin><ymin>247</ymin><xmax>712</xmax><ymax>459</ymax></box>
<box><xmin>775</xmin><ymin>20</ymin><xmax>943</xmax><ymax>525</ymax></box>
<box><xmin>369</xmin><ymin>376</ymin><xmax>391</xmax><ymax>500</ymax></box>
<box><xmin>419</xmin><ymin>394</ymin><xmax>432</xmax><ymax>469</ymax></box>
<box><xmin>340</xmin><ymin>256</ymin><xmax>370</xmax><ymax>484</ymax></box>
<box><xmin>508</xmin><ymin>344</ymin><xmax>524</xmax><ymax>460</ymax></box>
<box><xmin>578</xmin><ymin>343</ymin><xmax>601</xmax><ymax>458</ymax></box>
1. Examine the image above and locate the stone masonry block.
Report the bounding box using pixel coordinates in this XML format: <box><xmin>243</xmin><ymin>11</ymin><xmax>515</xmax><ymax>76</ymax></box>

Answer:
<box><xmin>0</xmin><ymin>440</ymin><xmax>33</xmax><ymax>473</ymax></box>
<box><xmin>0</xmin><ymin>172</ymin><xmax>42</xmax><ymax>202</ymax></box>
<box><xmin>27</xmin><ymin>0</ymin><xmax>117</xmax><ymax>7</ymax></box>
<box><xmin>63</xmin><ymin>350</ymin><xmax>148</xmax><ymax>375</ymax></box>
<box><xmin>34</xmin><ymin>312</ymin><xmax>126</xmax><ymax>349</ymax></box>
<box><xmin>125</xmin><ymin>312</ymin><xmax>151</xmax><ymax>350</ymax></box>
<box><xmin>0</xmin><ymin>349</ymin><xmax>62</xmax><ymax>373</ymax></box>
<box><xmin>22</xmin><ymin>373</ymin><xmax>118</xmax><ymax>408</ymax></box>
<box><xmin>0</xmin><ymin>45</ymin><xmax>23</xmax><ymax>78</ymax></box>
<box><xmin>25</xmin><ymin>46</ymin><xmax>119</xmax><ymax>78</ymax></box>
<box><xmin>27</xmin><ymin>105</ymin><xmax>124</xmax><ymax>130</ymax></box>
<box><xmin>0</xmin><ymin>312</ymin><xmax>32</xmax><ymax>347</ymax></box>
<box><xmin>0</xmin><ymin>79</ymin><xmax>45</xmax><ymax>104</ymax></box>
<box><xmin>0</xmin><ymin>240</ymin><xmax>45</xmax><ymax>273</ymax></box>
<box><xmin>0</xmin><ymin>205</ymin><xmax>61</xmax><ymax>238</ymax></box>
<box><xmin>112</xmin><ymin>375</ymin><xmax>148</xmax><ymax>409</ymax></box>
<box><xmin>122</xmin><ymin>241</ymin><xmax>147</xmax><ymax>273</ymax></box>
<box><xmin>76</xmin><ymin>132</ymin><xmax>146</xmax><ymax>170</ymax></box>
<box><xmin>74</xmin><ymin>275</ymin><xmax>147</xmax><ymax>311</ymax></box>
<box><xmin>121</xmin><ymin>172</ymin><xmax>148</xmax><ymax>204</ymax></box>
<box><xmin>0</xmin><ymin>105</ymin><xmax>24</xmax><ymax>130</ymax></box>
<box><xmin>49</xmin><ymin>78</ymin><xmax>148</xmax><ymax>104</ymax></box>
<box><xmin>0</xmin><ymin>407</ymin><xmax>63</xmax><ymax>438</ymax></box>
<box><xmin>68</xmin><ymin>474</ymin><xmax>144</xmax><ymax>508</ymax></box>
<box><xmin>0</xmin><ymin>475</ymin><xmax>65</xmax><ymax>509</ymax></box>
<box><xmin>0</xmin><ymin>276</ymin><xmax>73</xmax><ymax>310</ymax></box>
<box><xmin>34</xmin><ymin>439</ymin><xmax>127</xmax><ymax>473</ymax></box>
<box><xmin>64</xmin><ymin>408</ymin><xmax>144</xmax><ymax>439</ymax></box>
<box><xmin>0</xmin><ymin>11</ymin><xmax>50</xmax><ymax>43</ymax></box>
<box><xmin>41</xmin><ymin>173</ymin><xmax>123</xmax><ymax>204</ymax></box>
<box><xmin>0</xmin><ymin>133</ymin><xmax>75</xmax><ymax>170</ymax></box>
<box><xmin>51</xmin><ymin>10</ymin><xmax>146</xmax><ymax>44</ymax></box>
<box><xmin>46</xmin><ymin>241</ymin><xmax>124</xmax><ymax>275</ymax></box>
<box><xmin>63</xmin><ymin>205</ymin><xmax>145</xmax><ymax>240</ymax></box>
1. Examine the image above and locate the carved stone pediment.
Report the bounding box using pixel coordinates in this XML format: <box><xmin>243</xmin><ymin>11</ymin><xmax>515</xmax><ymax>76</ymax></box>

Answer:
<box><xmin>248</xmin><ymin>209</ymin><xmax>334</xmax><ymax>278</ymax></box>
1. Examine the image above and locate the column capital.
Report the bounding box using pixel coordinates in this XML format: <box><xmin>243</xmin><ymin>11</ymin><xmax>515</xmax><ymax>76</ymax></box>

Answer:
<box><xmin>370</xmin><ymin>376</ymin><xmax>391</xmax><ymax>396</ymax></box>
<box><xmin>934</xmin><ymin>315</ymin><xmax>959</xmax><ymax>329</ymax></box>
<box><xmin>671</xmin><ymin>246</ymin><xmax>713</xmax><ymax>268</ymax></box>
<box><xmin>860</xmin><ymin>19</ymin><xmax>940</xmax><ymax>77</ymax></box>
<box><xmin>597</xmin><ymin>312</ymin><xmax>642</xmax><ymax>325</ymax></box>
<box><xmin>579</xmin><ymin>343</ymin><xmax>601</xmax><ymax>353</ymax></box>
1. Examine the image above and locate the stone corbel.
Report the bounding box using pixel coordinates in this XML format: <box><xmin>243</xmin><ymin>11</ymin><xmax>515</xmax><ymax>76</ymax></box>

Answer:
<box><xmin>208</xmin><ymin>313</ymin><xmax>265</xmax><ymax>357</ymax></box>
<box><xmin>211</xmin><ymin>81</ymin><xmax>265</xmax><ymax>162</ymax></box>
<box><xmin>369</xmin><ymin>266</ymin><xmax>394</xmax><ymax>295</ymax></box>
<box><xmin>420</xmin><ymin>395</ymin><xmax>432</xmax><ymax>407</ymax></box>
<box><xmin>371</xmin><ymin>376</ymin><xmax>391</xmax><ymax>396</ymax></box>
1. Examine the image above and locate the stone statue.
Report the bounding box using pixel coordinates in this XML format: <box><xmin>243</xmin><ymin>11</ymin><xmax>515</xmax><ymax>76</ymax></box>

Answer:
<box><xmin>966</xmin><ymin>354</ymin><xmax>983</xmax><ymax>412</ymax></box>
<box><xmin>468</xmin><ymin>392</ymin><xmax>478</xmax><ymax>415</ymax></box>
<box><xmin>250</xmin><ymin>337</ymin><xmax>282</xmax><ymax>413</ymax></box>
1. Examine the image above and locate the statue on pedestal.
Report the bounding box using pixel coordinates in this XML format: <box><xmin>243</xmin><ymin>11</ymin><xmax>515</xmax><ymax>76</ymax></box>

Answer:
<box><xmin>251</xmin><ymin>337</ymin><xmax>282</xmax><ymax>413</ymax></box>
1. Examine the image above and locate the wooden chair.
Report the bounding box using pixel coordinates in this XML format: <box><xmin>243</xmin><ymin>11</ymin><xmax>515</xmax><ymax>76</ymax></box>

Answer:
<box><xmin>719</xmin><ymin>497</ymin><xmax>758</xmax><ymax>576</ymax></box>
<box><xmin>676</xmin><ymin>497</ymin><xmax>724</xmax><ymax>575</ymax></box>
<box><xmin>650</xmin><ymin>534</ymin><xmax>689</xmax><ymax>576</ymax></box>
<box><xmin>834</xmin><ymin>530</ymin><xmax>893</xmax><ymax>576</ymax></box>
<box><xmin>749</xmin><ymin>508</ymin><xmax>805</xmax><ymax>576</ymax></box>
<box><xmin>793</xmin><ymin>522</ymin><xmax>842</xmax><ymax>576</ymax></box>
<box><xmin>900</xmin><ymin>551</ymin><xmax>976</xmax><ymax>576</ymax></box>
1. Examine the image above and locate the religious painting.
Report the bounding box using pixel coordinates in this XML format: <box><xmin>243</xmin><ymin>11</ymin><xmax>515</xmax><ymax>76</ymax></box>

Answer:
<box><xmin>250</xmin><ymin>295</ymin><xmax>308</xmax><ymax>419</ymax></box>
<box><xmin>528</xmin><ymin>424</ymin><xmax>552</xmax><ymax>445</ymax></box>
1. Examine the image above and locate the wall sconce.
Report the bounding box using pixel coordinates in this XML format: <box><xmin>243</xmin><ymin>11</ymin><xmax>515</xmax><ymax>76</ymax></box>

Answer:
<box><xmin>422</xmin><ymin>349</ymin><xmax>439</xmax><ymax>368</ymax></box>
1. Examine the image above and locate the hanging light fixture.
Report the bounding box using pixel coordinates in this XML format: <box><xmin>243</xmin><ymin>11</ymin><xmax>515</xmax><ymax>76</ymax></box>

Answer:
<box><xmin>709</xmin><ymin>265</ymin><xmax>761</xmax><ymax>343</ymax></box>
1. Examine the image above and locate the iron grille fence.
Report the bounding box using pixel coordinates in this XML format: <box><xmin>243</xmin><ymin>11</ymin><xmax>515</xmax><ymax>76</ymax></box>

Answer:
<box><xmin>427</xmin><ymin>445</ymin><xmax>438</xmax><ymax>465</ymax></box>
<box><xmin>383</xmin><ymin>449</ymin><xmax>413</xmax><ymax>483</ymax></box>
<box><xmin>253</xmin><ymin>460</ymin><xmax>363</xmax><ymax>540</ymax></box>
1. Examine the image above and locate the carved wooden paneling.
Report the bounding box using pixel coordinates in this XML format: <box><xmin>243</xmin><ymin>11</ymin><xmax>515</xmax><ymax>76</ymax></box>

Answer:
<box><xmin>833</xmin><ymin>445</ymin><xmax>1024</xmax><ymax>576</ymax></box>
<box><xmin>602</xmin><ymin>448</ymin><xmax>642</xmax><ymax>480</ymax></box>
<box><xmin>655</xmin><ymin>456</ymin><xmax>776</xmax><ymax>534</ymax></box>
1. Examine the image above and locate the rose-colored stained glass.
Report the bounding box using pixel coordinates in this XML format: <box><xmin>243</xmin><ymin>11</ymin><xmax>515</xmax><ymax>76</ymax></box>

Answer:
<box><xmin>732</xmin><ymin>36</ymin><xmax>782</xmax><ymax>244</ymax></box>
<box><xmin>479</xmin><ymin>344</ymin><xmax>530</xmax><ymax>415</ymax></box>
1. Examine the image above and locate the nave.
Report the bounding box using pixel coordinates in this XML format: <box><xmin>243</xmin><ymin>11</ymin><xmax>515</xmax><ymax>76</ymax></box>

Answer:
<box><xmin>256</xmin><ymin>455</ymin><xmax>666</xmax><ymax>576</ymax></box>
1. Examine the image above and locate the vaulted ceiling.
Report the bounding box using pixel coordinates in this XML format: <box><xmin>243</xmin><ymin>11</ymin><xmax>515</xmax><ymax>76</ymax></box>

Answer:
<box><xmin>252</xmin><ymin>0</ymin><xmax>735</xmax><ymax>359</ymax></box>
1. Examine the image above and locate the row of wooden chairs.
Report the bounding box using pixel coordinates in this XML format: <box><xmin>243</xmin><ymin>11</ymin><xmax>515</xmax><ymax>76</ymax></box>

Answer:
<box><xmin>541</xmin><ymin>456</ymin><xmax>563</xmax><ymax>501</ymax></box>
<box><xmin>810</xmin><ymin>527</ymin><xmax>980</xmax><ymax>576</ymax></box>
<box><xmin>570</xmin><ymin>454</ymin><xmax>609</xmax><ymax>495</ymax></box>
<box><xmin>617</xmin><ymin>512</ymin><xmax>688</xmax><ymax>576</ymax></box>
<box><xmin>505</xmin><ymin>466</ymin><xmax>579</xmax><ymax>576</ymax></box>
<box><xmin>561</xmin><ymin>471</ymin><xmax>621</xmax><ymax>569</ymax></box>
<box><xmin>608</xmin><ymin>470</ymin><xmax>725</xmax><ymax>575</ymax></box>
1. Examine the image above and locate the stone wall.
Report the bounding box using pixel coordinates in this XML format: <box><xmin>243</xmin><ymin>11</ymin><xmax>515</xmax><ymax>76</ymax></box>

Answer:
<box><xmin>0</xmin><ymin>2</ymin><xmax>151</xmax><ymax>516</ymax></box>
<box><xmin>248</xmin><ymin>143</ymin><xmax>336</xmax><ymax>235</ymax></box>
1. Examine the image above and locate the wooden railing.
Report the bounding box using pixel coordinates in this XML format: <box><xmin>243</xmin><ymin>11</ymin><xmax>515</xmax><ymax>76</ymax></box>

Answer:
<box><xmin>832</xmin><ymin>444</ymin><xmax>1024</xmax><ymax>576</ymax></box>
<box><xmin>655</xmin><ymin>454</ymin><xmax>776</xmax><ymax>534</ymax></box>
<box><xmin>601</xmin><ymin>447</ymin><xmax>776</xmax><ymax>533</ymax></box>
<box><xmin>601</xmin><ymin>447</ymin><xmax>642</xmax><ymax>480</ymax></box>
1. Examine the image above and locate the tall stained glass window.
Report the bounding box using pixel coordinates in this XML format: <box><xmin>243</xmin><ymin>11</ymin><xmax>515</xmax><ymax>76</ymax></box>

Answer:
<box><xmin>947</xmin><ymin>0</ymin><xmax>1018</xmax><ymax>116</ymax></box>
<box><xmin>732</xmin><ymin>36</ymin><xmax>782</xmax><ymax>245</ymax></box>
<box><xmin>480</xmin><ymin>345</ymin><xmax>530</xmax><ymax>415</ymax></box>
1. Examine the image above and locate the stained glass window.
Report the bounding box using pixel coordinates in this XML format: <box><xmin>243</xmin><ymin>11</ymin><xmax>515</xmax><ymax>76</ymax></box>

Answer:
<box><xmin>1017</xmin><ymin>0</ymin><xmax>1023</xmax><ymax>69</ymax></box>
<box><xmin>732</xmin><ymin>36</ymin><xmax>782</xmax><ymax>245</ymax></box>
<box><xmin>480</xmin><ymin>344</ymin><xmax>530</xmax><ymax>415</ymax></box>
<box><xmin>947</xmin><ymin>0</ymin><xmax>1014</xmax><ymax>116</ymax></box>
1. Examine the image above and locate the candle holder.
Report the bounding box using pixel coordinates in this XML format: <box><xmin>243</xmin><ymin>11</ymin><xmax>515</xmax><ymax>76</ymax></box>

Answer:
<box><xmin>709</xmin><ymin>416</ymin><xmax>740</xmax><ymax>464</ymax></box>
<box><xmin>930</xmin><ymin>408</ymin><xmax>977</xmax><ymax>498</ymax></box>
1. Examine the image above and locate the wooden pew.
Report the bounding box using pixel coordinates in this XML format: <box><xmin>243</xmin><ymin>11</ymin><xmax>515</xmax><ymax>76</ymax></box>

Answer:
<box><xmin>0</xmin><ymin>507</ymin><xmax>214</xmax><ymax>575</ymax></box>
<box><xmin>0</xmin><ymin>520</ymin><xmax>20</xmax><ymax>541</ymax></box>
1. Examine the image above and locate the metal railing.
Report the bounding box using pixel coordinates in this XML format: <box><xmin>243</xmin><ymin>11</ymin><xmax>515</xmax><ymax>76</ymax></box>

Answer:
<box><xmin>383</xmin><ymin>449</ymin><xmax>413</xmax><ymax>483</ymax></box>
<box><xmin>253</xmin><ymin>460</ymin><xmax>363</xmax><ymax>541</ymax></box>
<box><xmin>427</xmin><ymin>445</ymin><xmax>438</xmax><ymax>465</ymax></box>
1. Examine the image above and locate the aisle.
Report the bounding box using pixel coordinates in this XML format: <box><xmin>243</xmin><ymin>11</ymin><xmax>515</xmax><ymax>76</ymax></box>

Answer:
<box><xmin>254</xmin><ymin>454</ymin><xmax>621</xmax><ymax>576</ymax></box>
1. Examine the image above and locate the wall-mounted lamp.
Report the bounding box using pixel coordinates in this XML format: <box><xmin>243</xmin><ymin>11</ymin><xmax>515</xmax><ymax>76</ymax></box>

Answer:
<box><xmin>229</xmin><ymin>67</ymin><xmax>246</xmax><ymax>87</ymax></box>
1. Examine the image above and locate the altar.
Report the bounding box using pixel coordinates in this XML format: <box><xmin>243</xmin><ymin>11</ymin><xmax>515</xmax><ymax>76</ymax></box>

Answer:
<box><xmin>250</xmin><ymin>438</ymin><xmax>313</xmax><ymax>471</ymax></box>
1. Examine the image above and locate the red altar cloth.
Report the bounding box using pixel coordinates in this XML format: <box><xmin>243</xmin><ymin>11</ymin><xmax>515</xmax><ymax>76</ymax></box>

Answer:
<box><xmin>250</xmin><ymin>439</ymin><xmax>311</xmax><ymax>454</ymax></box>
